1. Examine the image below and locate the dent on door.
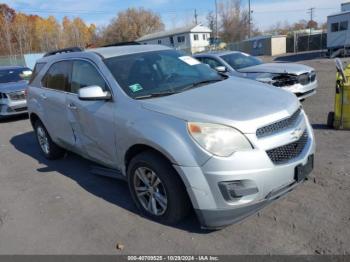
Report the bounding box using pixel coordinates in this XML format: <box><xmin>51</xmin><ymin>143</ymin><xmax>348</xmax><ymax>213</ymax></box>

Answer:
<box><xmin>66</xmin><ymin>96</ymin><xmax>117</xmax><ymax>167</ymax></box>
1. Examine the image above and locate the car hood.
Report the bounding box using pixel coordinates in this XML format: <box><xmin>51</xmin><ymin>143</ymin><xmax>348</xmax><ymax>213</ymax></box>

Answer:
<box><xmin>0</xmin><ymin>81</ymin><xmax>27</xmax><ymax>93</ymax></box>
<box><xmin>140</xmin><ymin>78</ymin><xmax>300</xmax><ymax>134</ymax></box>
<box><xmin>238</xmin><ymin>63</ymin><xmax>314</xmax><ymax>75</ymax></box>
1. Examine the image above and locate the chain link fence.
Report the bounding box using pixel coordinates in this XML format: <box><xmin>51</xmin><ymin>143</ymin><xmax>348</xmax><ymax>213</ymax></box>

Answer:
<box><xmin>0</xmin><ymin>55</ymin><xmax>26</xmax><ymax>67</ymax></box>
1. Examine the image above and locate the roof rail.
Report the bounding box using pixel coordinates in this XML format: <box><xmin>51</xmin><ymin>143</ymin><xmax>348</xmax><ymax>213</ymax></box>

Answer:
<box><xmin>102</xmin><ymin>41</ymin><xmax>142</xmax><ymax>47</ymax></box>
<box><xmin>43</xmin><ymin>47</ymin><xmax>83</xmax><ymax>57</ymax></box>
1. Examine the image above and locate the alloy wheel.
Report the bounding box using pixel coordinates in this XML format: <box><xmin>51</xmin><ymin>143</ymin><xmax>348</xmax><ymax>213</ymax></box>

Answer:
<box><xmin>133</xmin><ymin>167</ymin><xmax>168</xmax><ymax>216</ymax></box>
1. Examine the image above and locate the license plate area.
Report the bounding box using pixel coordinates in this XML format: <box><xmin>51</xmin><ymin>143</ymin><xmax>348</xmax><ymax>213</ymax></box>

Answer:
<box><xmin>295</xmin><ymin>155</ymin><xmax>314</xmax><ymax>182</ymax></box>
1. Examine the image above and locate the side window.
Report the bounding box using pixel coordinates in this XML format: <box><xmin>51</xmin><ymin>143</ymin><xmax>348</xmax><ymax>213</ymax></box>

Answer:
<box><xmin>42</xmin><ymin>61</ymin><xmax>71</xmax><ymax>91</ymax></box>
<box><xmin>29</xmin><ymin>63</ymin><xmax>46</xmax><ymax>84</ymax></box>
<box><xmin>71</xmin><ymin>60</ymin><xmax>107</xmax><ymax>94</ymax></box>
<box><xmin>202</xmin><ymin>57</ymin><xmax>223</xmax><ymax>69</ymax></box>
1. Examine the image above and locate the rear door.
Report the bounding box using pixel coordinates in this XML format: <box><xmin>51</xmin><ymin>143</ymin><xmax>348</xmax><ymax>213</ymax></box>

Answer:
<box><xmin>40</xmin><ymin>61</ymin><xmax>76</xmax><ymax>148</ymax></box>
<box><xmin>65</xmin><ymin>59</ymin><xmax>117</xmax><ymax>167</ymax></box>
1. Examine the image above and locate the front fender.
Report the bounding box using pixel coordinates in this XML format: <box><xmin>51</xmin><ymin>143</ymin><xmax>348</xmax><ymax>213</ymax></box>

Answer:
<box><xmin>116</xmin><ymin>109</ymin><xmax>211</xmax><ymax>173</ymax></box>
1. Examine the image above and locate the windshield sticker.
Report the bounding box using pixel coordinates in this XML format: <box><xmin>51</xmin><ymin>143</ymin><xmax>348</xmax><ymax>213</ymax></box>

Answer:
<box><xmin>179</xmin><ymin>56</ymin><xmax>200</xmax><ymax>66</ymax></box>
<box><xmin>129</xmin><ymin>83</ymin><xmax>143</xmax><ymax>92</ymax></box>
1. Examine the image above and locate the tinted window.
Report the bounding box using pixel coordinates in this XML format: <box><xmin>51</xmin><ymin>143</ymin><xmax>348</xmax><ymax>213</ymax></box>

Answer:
<box><xmin>331</xmin><ymin>23</ymin><xmax>339</xmax><ymax>32</ymax></box>
<box><xmin>29</xmin><ymin>63</ymin><xmax>46</xmax><ymax>84</ymax></box>
<box><xmin>104</xmin><ymin>50</ymin><xmax>222</xmax><ymax>99</ymax></box>
<box><xmin>340</xmin><ymin>21</ymin><xmax>348</xmax><ymax>31</ymax></box>
<box><xmin>0</xmin><ymin>67</ymin><xmax>32</xmax><ymax>84</ymax></box>
<box><xmin>221</xmin><ymin>53</ymin><xmax>262</xmax><ymax>70</ymax></box>
<box><xmin>199</xmin><ymin>57</ymin><xmax>223</xmax><ymax>69</ymax></box>
<box><xmin>71</xmin><ymin>60</ymin><xmax>107</xmax><ymax>94</ymax></box>
<box><xmin>42</xmin><ymin>61</ymin><xmax>71</xmax><ymax>91</ymax></box>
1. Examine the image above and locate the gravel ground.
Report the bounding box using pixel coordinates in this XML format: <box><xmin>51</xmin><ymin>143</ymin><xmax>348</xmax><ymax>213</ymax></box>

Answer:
<box><xmin>0</xmin><ymin>53</ymin><xmax>349</xmax><ymax>254</ymax></box>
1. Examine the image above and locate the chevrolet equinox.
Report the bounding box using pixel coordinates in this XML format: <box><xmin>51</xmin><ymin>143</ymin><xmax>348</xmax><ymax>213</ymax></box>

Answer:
<box><xmin>27</xmin><ymin>45</ymin><xmax>315</xmax><ymax>229</ymax></box>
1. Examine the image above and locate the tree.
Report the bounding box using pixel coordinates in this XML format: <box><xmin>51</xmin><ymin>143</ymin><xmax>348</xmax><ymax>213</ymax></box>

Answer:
<box><xmin>307</xmin><ymin>20</ymin><xmax>318</xmax><ymax>29</ymax></box>
<box><xmin>0</xmin><ymin>4</ymin><xmax>16</xmax><ymax>56</ymax></box>
<box><xmin>218</xmin><ymin>0</ymin><xmax>251</xmax><ymax>43</ymax></box>
<box><xmin>101</xmin><ymin>8</ymin><xmax>164</xmax><ymax>44</ymax></box>
<box><xmin>207</xmin><ymin>11</ymin><xmax>215</xmax><ymax>32</ymax></box>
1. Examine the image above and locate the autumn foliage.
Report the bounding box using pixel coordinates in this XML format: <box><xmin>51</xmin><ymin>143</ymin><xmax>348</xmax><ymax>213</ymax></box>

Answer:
<box><xmin>0</xmin><ymin>4</ymin><xmax>96</xmax><ymax>55</ymax></box>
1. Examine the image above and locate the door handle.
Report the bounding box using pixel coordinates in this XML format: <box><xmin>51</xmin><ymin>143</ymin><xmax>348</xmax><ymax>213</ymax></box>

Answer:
<box><xmin>67</xmin><ymin>103</ymin><xmax>77</xmax><ymax>110</ymax></box>
<box><xmin>40</xmin><ymin>93</ymin><xmax>47</xmax><ymax>100</ymax></box>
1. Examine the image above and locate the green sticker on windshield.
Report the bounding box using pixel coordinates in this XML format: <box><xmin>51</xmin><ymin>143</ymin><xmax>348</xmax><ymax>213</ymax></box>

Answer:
<box><xmin>129</xmin><ymin>83</ymin><xmax>143</xmax><ymax>92</ymax></box>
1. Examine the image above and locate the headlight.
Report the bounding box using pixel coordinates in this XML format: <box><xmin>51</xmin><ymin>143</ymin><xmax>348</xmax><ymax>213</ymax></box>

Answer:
<box><xmin>8</xmin><ymin>91</ymin><xmax>26</xmax><ymax>101</ymax></box>
<box><xmin>187</xmin><ymin>122</ymin><xmax>252</xmax><ymax>157</ymax></box>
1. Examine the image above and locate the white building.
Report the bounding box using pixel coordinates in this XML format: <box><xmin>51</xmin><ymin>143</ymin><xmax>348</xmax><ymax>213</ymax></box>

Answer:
<box><xmin>137</xmin><ymin>24</ymin><xmax>212</xmax><ymax>54</ymax></box>
<box><xmin>327</xmin><ymin>2</ymin><xmax>350</xmax><ymax>52</ymax></box>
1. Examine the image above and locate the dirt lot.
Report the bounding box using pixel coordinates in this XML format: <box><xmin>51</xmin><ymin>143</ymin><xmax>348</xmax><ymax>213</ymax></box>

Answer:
<box><xmin>0</xmin><ymin>53</ymin><xmax>349</xmax><ymax>255</ymax></box>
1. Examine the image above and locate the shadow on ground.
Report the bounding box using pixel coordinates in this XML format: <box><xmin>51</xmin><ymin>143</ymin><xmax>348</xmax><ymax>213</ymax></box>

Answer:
<box><xmin>0</xmin><ymin>114</ymin><xmax>28</xmax><ymax>123</ymax></box>
<box><xmin>274</xmin><ymin>51</ymin><xmax>327</xmax><ymax>63</ymax></box>
<box><xmin>10</xmin><ymin>131</ymin><xmax>209</xmax><ymax>234</ymax></box>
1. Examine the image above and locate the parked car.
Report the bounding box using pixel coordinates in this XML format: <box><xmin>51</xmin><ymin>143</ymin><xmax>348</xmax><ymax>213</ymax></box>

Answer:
<box><xmin>28</xmin><ymin>45</ymin><xmax>315</xmax><ymax>229</ymax></box>
<box><xmin>0</xmin><ymin>66</ymin><xmax>32</xmax><ymax>118</ymax></box>
<box><xmin>194</xmin><ymin>51</ymin><xmax>318</xmax><ymax>100</ymax></box>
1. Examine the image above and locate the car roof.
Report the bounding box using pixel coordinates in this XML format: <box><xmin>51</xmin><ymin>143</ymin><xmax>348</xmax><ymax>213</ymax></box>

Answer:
<box><xmin>194</xmin><ymin>51</ymin><xmax>242</xmax><ymax>57</ymax></box>
<box><xmin>37</xmin><ymin>44</ymin><xmax>172</xmax><ymax>63</ymax></box>
<box><xmin>0</xmin><ymin>66</ymin><xmax>30</xmax><ymax>70</ymax></box>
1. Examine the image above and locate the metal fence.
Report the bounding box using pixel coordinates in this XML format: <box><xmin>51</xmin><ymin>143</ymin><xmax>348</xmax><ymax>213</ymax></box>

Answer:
<box><xmin>286</xmin><ymin>33</ymin><xmax>327</xmax><ymax>53</ymax></box>
<box><xmin>0</xmin><ymin>55</ymin><xmax>26</xmax><ymax>67</ymax></box>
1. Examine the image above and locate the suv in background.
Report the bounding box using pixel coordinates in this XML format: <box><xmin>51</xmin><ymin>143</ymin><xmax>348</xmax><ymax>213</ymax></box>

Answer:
<box><xmin>0</xmin><ymin>66</ymin><xmax>32</xmax><ymax>118</ymax></box>
<box><xmin>194</xmin><ymin>51</ymin><xmax>318</xmax><ymax>101</ymax></box>
<box><xmin>28</xmin><ymin>45</ymin><xmax>315</xmax><ymax>229</ymax></box>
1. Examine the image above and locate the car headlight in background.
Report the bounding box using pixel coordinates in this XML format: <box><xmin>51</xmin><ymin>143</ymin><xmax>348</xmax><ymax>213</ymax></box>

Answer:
<box><xmin>187</xmin><ymin>122</ymin><xmax>252</xmax><ymax>157</ymax></box>
<box><xmin>8</xmin><ymin>91</ymin><xmax>26</xmax><ymax>101</ymax></box>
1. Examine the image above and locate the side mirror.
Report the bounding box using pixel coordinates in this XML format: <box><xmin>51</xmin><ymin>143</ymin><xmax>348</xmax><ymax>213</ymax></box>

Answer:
<box><xmin>78</xmin><ymin>85</ymin><xmax>111</xmax><ymax>101</ymax></box>
<box><xmin>215</xmin><ymin>66</ymin><xmax>227</xmax><ymax>73</ymax></box>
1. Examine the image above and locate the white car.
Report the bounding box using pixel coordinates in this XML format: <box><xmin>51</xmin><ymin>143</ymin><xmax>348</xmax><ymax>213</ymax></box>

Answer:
<box><xmin>195</xmin><ymin>51</ymin><xmax>318</xmax><ymax>100</ymax></box>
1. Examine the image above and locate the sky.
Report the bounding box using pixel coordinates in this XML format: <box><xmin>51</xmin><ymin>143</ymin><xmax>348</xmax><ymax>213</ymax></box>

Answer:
<box><xmin>1</xmin><ymin>0</ymin><xmax>345</xmax><ymax>31</ymax></box>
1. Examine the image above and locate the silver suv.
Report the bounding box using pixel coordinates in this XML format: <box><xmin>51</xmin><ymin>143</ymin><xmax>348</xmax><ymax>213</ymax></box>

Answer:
<box><xmin>28</xmin><ymin>45</ymin><xmax>315</xmax><ymax>229</ymax></box>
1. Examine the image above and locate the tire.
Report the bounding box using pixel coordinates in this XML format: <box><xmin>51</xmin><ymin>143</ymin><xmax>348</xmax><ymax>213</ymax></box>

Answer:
<box><xmin>327</xmin><ymin>111</ymin><xmax>334</xmax><ymax>128</ymax></box>
<box><xmin>127</xmin><ymin>151</ymin><xmax>191</xmax><ymax>225</ymax></box>
<box><xmin>34</xmin><ymin>120</ymin><xmax>65</xmax><ymax>159</ymax></box>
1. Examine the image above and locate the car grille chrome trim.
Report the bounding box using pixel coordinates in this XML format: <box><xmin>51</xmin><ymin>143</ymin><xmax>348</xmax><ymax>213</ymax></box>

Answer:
<box><xmin>256</xmin><ymin>108</ymin><xmax>302</xmax><ymax>138</ymax></box>
<box><xmin>266</xmin><ymin>131</ymin><xmax>308</xmax><ymax>165</ymax></box>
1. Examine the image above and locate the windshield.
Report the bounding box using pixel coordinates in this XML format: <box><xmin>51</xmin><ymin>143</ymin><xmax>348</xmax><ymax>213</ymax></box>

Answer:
<box><xmin>221</xmin><ymin>53</ymin><xmax>262</xmax><ymax>70</ymax></box>
<box><xmin>104</xmin><ymin>50</ymin><xmax>224</xmax><ymax>99</ymax></box>
<box><xmin>0</xmin><ymin>68</ymin><xmax>32</xmax><ymax>84</ymax></box>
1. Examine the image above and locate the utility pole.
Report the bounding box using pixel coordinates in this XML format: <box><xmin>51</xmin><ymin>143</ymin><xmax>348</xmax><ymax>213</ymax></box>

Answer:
<box><xmin>215</xmin><ymin>0</ymin><xmax>218</xmax><ymax>45</ymax></box>
<box><xmin>307</xmin><ymin>7</ymin><xmax>315</xmax><ymax>51</ymax></box>
<box><xmin>194</xmin><ymin>9</ymin><xmax>198</xmax><ymax>25</ymax></box>
<box><xmin>248</xmin><ymin>0</ymin><xmax>251</xmax><ymax>39</ymax></box>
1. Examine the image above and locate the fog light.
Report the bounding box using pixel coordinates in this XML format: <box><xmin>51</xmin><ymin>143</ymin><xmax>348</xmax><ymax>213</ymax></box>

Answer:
<box><xmin>219</xmin><ymin>181</ymin><xmax>258</xmax><ymax>201</ymax></box>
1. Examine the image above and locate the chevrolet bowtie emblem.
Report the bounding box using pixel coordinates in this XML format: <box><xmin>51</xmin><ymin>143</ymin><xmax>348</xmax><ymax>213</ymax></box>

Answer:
<box><xmin>291</xmin><ymin>128</ymin><xmax>304</xmax><ymax>140</ymax></box>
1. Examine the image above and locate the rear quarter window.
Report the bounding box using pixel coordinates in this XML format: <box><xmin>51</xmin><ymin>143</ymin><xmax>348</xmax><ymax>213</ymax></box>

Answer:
<box><xmin>29</xmin><ymin>62</ymin><xmax>46</xmax><ymax>85</ymax></box>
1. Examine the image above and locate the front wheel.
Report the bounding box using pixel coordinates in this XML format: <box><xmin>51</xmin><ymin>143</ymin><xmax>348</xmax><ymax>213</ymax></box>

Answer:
<box><xmin>34</xmin><ymin>120</ymin><xmax>65</xmax><ymax>159</ymax></box>
<box><xmin>127</xmin><ymin>151</ymin><xmax>191</xmax><ymax>225</ymax></box>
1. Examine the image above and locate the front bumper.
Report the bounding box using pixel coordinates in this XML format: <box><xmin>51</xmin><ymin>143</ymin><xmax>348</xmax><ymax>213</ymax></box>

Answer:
<box><xmin>0</xmin><ymin>99</ymin><xmax>28</xmax><ymax>117</ymax></box>
<box><xmin>282</xmin><ymin>80</ymin><xmax>318</xmax><ymax>100</ymax></box>
<box><xmin>174</xmin><ymin>118</ymin><xmax>316</xmax><ymax>229</ymax></box>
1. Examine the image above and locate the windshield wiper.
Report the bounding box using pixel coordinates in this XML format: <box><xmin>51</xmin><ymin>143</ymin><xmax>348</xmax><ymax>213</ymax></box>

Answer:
<box><xmin>180</xmin><ymin>79</ymin><xmax>223</xmax><ymax>92</ymax></box>
<box><xmin>135</xmin><ymin>90</ymin><xmax>179</xmax><ymax>100</ymax></box>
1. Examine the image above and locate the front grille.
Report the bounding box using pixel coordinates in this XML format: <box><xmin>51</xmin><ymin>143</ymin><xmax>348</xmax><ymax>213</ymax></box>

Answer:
<box><xmin>256</xmin><ymin>108</ymin><xmax>302</xmax><ymax>138</ymax></box>
<box><xmin>298</xmin><ymin>71</ymin><xmax>316</xmax><ymax>85</ymax></box>
<box><xmin>266</xmin><ymin>131</ymin><xmax>308</xmax><ymax>165</ymax></box>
